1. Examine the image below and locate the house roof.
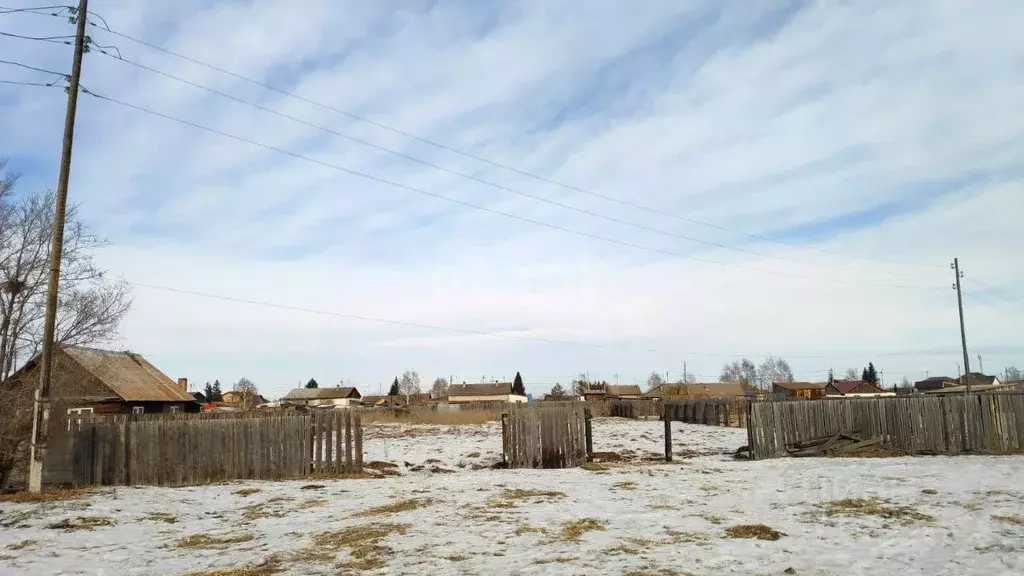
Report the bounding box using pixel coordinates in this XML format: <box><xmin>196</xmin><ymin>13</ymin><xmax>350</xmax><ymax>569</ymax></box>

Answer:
<box><xmin>282</xmin><ymin>387</ymin><xmax>361</xmax><ymax>400</ymax></box>
<box><xmin>830</xmin><ymin>380</ymin><xmax>884</xmax><ymax>394</ymax></box>
<box><xmin>923</xmin><ymin>382</ymin><xmax>1014</xmax><ymax>394</ymax></box>
<box><xmin>914</xmin><ymin>376</ymin><xmax>956</xmax><ymax>390</ymax></box>
<box><xmin>61</xmin><ymin>346</ymin><xmax>194</xmax><ymax>402</ymax></box>
<box><xmin>962</xmin><ymin>373</ymin><xmax>997</xmax><ymax>386</ymax></box>
<box><xmin>448</xmin><ymin>382</ymin><xmax>513</xmax><ymax>396</ymax></box>
<box><xmin>774</xmin><ymin>381</ymin><xmax>826</xmax><ymax>391</ymax></box>
<box><xmin>680</xmin><ymin>382</ymin><xmax>748</xmax><ymax>397</ymax></box>
<box><xmin>606</xmin><ymin>384</ymin><xmax>643</xmax><ymax>396</ymax></box>
<box><xmin>583</xmin><ymin>389</ymin><xmax>607</xmax><ymax>395</ymax></box>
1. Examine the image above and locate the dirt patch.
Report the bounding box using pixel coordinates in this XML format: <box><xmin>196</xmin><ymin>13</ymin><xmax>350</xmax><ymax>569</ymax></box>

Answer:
<box><xmin>298</xmin><ymin>498</ymin><xmax>327</xmax><ymax>509</ymax></box>
<box><xmin>0</xmin><ymin>488</ymin><xmax>95</xmax><ymax>503</ymax></box>
<box><xmin>365</xmin><ymin>461</ymin><xmax>398</xmax><ymax>471</ymax></box>
<box><xmin>590</xmin><ymin>451</ymin><xmax>625</xmax><ymax>462</ymax></box>
<box><xmin>921</xmin><ymin>489</ymin><xmax>938</xmax><ymax>495</ymax></box>
<box><xmin>442</xmin><ymin>554</ymin><xmax>470</xmax><ymax>561</ymax></box>
<box><xmin>561</xmin><ymin>518</ymin><xmax>606</xmax><ymax>541</ymax></box>
<box><xmin>352</xmin><ymin>497</ymin><xmax>433</xmax><ymax>518</ymax></box>
<box><xmin>47</xmin><ymin>516</ymin><xmax>117</xmax><ymax>531</ymax></box>
<box><xmin>724</xmin><ymin>524</ymin><xmax>784</xmax><ymax>541</ymax></box>
<box><xmin>812</xmin><ymin>498</ymin><xmax>934</xmax><ymax>525</ymax></box>
<box><xmin>465</xmin><ymin>452</ymin><xmax>481</xmax><ymax>458</ymax></box>
<box><xmin>613</xmin><ymin>481</ymin><xmax>637</xmax><ymax>491</ymax></box>
<box><xmin>178</xmin><ymin>533</ymin><xmax>255</xmax><ymax>549</ymax></box>
<box><xmin>582</xmin><ymin>462</ymin><xmax>609</xmax><ymax>472</ymax></box>
<box><xmin>234</xmin><ymin>488</ymin><xmax>261</xmax><ymax>497</ymax></box>
<box><xmin>242</xmin><ymin>502</ymin><xmax>286</xmax><ymax>521</ymax></box>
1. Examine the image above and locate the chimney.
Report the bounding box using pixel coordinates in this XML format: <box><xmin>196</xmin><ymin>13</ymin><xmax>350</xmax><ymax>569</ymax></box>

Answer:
<box><xmin>178</xmin><ymin>377</ymin><xmax>188</xmax><ymax>392</ymax></box>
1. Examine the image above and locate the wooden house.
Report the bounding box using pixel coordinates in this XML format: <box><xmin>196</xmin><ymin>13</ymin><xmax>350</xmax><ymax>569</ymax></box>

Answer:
<box><xmin>605</xmin><ymin>384</ymin><xmax>643</xmax><ymax>399</ymax></box>
<box><xmin>824</xmin><ymin>380</ymin><xmax>889</xmax><ymax>397</ymax></box>
<box><xmin>281</xmin><ymin>386</ymin><xmax>361</xmax><ymax>407</ymax></box>
<box><xmin>772</xmin><ymin>381</ymin><xmax>826</xmax><ymax>400</ymax></box>
<box><xmin>446</xmin><ymin>382</ymin><xmax>527</xmax><ymax>404</ymax></box>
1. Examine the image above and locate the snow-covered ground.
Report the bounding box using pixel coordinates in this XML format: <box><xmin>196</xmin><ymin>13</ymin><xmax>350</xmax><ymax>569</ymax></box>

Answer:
<box><xmin>2</xmin><ymin>418</ymin><xmax>1023</xmax><ymax>575</ymax></box>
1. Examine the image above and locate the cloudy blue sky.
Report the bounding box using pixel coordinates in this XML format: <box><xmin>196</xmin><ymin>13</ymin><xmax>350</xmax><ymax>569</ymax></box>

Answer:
<box><xmin>1</xmin><ymin>0</ymin><xmax>1022</xmax><ymax>398</ymax></box>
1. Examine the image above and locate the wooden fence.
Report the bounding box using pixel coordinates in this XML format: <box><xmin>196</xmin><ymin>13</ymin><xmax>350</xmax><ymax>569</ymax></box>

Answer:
<box><xmin>502</xmin><ymin>402</ymin><xmax>588</xmax><ymax>469</ymax></box>
<box><xmin>665</xmin><ymin>398</ymin><xmax>749</xmax><ymax>428</ymax></box>
<box><xmin>610</xmin><ymin>399</ymin><xmax>662</xmax><ymax>419</ymax></box>
<box><xmin>43</xmin><ymin>410</ymin><xmax>363</xmax><ymax>488</ymax></box>
<box><xmin>748</xmin><ymin>394</ymin><xmax>1024</xmax><ymax>460</ymax></box>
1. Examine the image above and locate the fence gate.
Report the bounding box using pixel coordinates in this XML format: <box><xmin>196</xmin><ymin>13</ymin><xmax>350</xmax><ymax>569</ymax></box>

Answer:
<box><xmin>43</xmin><ymin>410</ymin><xmax>363</xmax><ymax>488</ymax></box>
<box><xmin>502</xmin><ymin>402</ymin><xmax>587</xmax><ymax>469</ymax></box>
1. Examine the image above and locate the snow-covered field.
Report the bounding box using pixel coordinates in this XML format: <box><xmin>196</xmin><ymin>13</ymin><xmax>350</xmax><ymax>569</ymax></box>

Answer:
<box><xmin>2</xmin><ymin>418</ymin><xmax>1023</xmax><ymax>575</ymax></box>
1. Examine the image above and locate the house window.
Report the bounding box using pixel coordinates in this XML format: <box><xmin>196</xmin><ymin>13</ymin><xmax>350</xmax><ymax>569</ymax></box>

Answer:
<box><xmin>67</xmin><ymin>407</ymin><xmax>94</xmax><ymax>415</ymax></box>
<box><xmin>168</xmin><ymin>405</ymin><xmax>181</xmax><ymax>413</ymax></box>
<box><xmin>132</xmin><ymin>406</ymin><xmax>145</xmax><ymax>415</ymax></box>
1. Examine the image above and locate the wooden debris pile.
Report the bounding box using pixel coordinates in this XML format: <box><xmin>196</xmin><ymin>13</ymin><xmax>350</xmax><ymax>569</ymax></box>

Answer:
<box><xmin>786</xmin><ymin>431</ymin><xmax>882</xmax><ymax>457</ymax></box>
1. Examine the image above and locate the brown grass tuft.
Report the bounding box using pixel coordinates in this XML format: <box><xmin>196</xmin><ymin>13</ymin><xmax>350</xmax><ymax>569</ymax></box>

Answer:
<box><xmin>534</xmin><ymin>556</ymin><xmax>578</xmax><ymax>564</ymax></box>
<box><xmin>242</xmin><ymin>502</ymin><xmax>286</xmax><ymax>521</ymax></box>
<box><xmin>724</xmin><ymin>524</ymin><xmax>784</xmax><ymax>541</ymax></box>
<box><xmin>365</xmin><ymin>461</ymin><xmax>399</xmax><ymax>471</ymax></box>
<box><xmin>921</xmin><ymin>489</ymin><xmax>938</xmax><ymax>495</ymax></box>
<box><xmin>234</xmin><ymin>488</ymin><xmax>261</xmax><ymax>497</ymax></box>
<box><xmin>6</xmin><ymin>540</ymin><xmax>36</xmax><ymax>550</ymax></box>
<box><xmin>515</xmin><ymin>525</ymin><xmax>547</xmax><ymax>536</ymax></box>
<box><xmin>613</xmin><ymin>481</ymin><xmax>637</xmax><ymax>491</ymax></box>
<box><xmin>582</xmin><ymin>462</ymin><xmax>609</xmax><ymax>472</ymax></box>
<box><xmin>177</xmin><ymin>533</ymin><xmax>255</xmax><ymax>549</ymax></box>
<box><xmin>352</xmin><ymin>497</ymin><xmax>432</xmax><ymax>518</ymax></box>
<box><xmin>47</xmin><ymin>516</ymin><xmax>117</xmax><ymax>531</ymax></box>
<box><xmin>298</xmin><ymin>498</ymin><xmax>327</xmax><ymax>510</ymax></box>
<box><xmin>182</xmin><ymin>556</ymin><xmax>281</xmax><ymax>576</ymax></box>
<box><xmin>992</xmin><ymin>514</ymin><xmax>1024</xmax><ymax>525</ymax></box>
<box><xmin>501</xmin><ymin>488</ymin><xmax>566</xmax><ymax>499</ymax></box>
<box><xmin>0</xmin><ymin>488</ymin><xmax>94</xmax><ymax>503</ymax></box>
<box><xmin>314</xmin><ymin>523</ymin><xmax>408</xmax><ymax>571</ymax></box>
<box><xmin>140</xmin><ymin>512</ymin><xmax>178</xmax><ymax>524</ymax></box>
<box><xmin>561</xmin><ymin>518</ymin><xmax>606</xmax><ymax>541</ymax></box>
<box><xmin>815</xmin><ymin>498</ymin><xmax>934</xmax><ymax>524</ymax></box>
<box><xmin>442</xmin><ymin>555</ymin><xmax>470</xmax><ymax>561</ymax></box>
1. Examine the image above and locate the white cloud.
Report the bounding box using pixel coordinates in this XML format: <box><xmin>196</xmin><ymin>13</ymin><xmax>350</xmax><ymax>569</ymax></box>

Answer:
<box><xmin>2</xmin><ymin>0</ymin><xmax>1022</xmax><ymax>398</ymax></box>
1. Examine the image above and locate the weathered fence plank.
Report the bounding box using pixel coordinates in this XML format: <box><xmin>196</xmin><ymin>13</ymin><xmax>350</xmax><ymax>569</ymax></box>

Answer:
<box><xmin>503</xmin><ymin>402</ymin><xmax>586</xmax><ymax>469</ymax></box>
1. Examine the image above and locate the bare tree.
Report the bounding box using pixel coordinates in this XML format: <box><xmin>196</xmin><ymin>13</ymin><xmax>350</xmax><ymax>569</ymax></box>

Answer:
<box><xmin>720</xmin><ymin>358</ymin><xmax>757</xmax><ymax>387</ymax></box>
<box><xmin>571</xmin><ymin>373</ymin><xmax>605</xmax><ymax>396</ymax></box>
<box><xmin>233</xmin><ymin>377</ymin><xmax>261</xmax><ymax>411</ymax></box>
<box><xmin>0</xmin><ymin>174</ymin><xmax>131</xmax><ymax>381</ymax></box>
<box><xmin>399</xmin><ymin>370</ymin><xmax>421</xmax><ymax>403</ymax></box>
<box><xmin>431</xmin><ymin>376</ymin><xmax>449</xmax><ymax>399</ymax></box>
<box><xmin>843</xmin><ymin>368</ymin><xmax>859</xmax><ymax>380</ymax></box>
<box><xmin>756</xmin><ymin>356</ymin><xmax>793</xmax><ymax>390</ymax></box>
<box><xmin>646</xmin><ymin>371</ymin><xmax>664</xmax><ymax>391</ymax></box>
<box><xmin>1004</xmin><ymin>366</ymin><xmax>1022</xmax><ymax>382</ymax></box>
<box><xmin>682</xmin><ymin>373</ymin><xmax>697</xmax><ymax>384</ymax></box>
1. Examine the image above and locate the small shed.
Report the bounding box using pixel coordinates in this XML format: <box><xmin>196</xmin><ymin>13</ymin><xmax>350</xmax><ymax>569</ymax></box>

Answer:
<box><xmin>772</xmin><ymin>381</ymin><xmax>826</xmax><ymax>400</ymax></box>
<box><xmin>281</xmin><ymin>387</ymin><xmax>362</xmax><ymax>407</ymax></box>
<box><xmin>605</xmin><ymin>384</ymin><xmax>643</xmax><ymax>399</ymax></box>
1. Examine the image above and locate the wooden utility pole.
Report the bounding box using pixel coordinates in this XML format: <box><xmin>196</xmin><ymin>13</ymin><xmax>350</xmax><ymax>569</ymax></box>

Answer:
<box><xmin>952</xmin><ymin>258</ymin><xmax>971</xmax><ymax>395</ymax></box>
<box><xmin>28</xmin><ymin>0</ymin><xmax>89</xmax><ymax>493</ymax></box>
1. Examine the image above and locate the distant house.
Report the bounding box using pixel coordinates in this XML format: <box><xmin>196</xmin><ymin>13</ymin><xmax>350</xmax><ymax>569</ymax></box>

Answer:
<box><xmin>605</xmin><ymin>385</ymin><xmax>643</xmax><ymax>399</ymax></box>
<box><xmin>192</xmin><ymin>391</ymin><xmax>207</xmax><ymax>404</ymax></box>
<box><xmin>645</xmin><ymin>382</ymin><xmax>748</xmax><ymax>399</ymax></box>
<box><xmin>3</xmin><ymin>346</ymin><xmax>199</xmax><ymax>415</ymax></box>
<box><xmin>582</xmin><ymin>389</ymin><xmax>607</xmax><ymax>402</ymax></box>
<box><xmin>281</xmin><ymin>386</ymin><xmax>361</xmax><ymax>408</ymax></box>
<box><xmin>447</xmin><ymin>382</ymin><xmax>527</xmax><ymax>404</ymax></box>
<box><xmin>824</xmin><ymin>380</ymin><xmax>890</xmax><ymax>397</ymax></box>
<box><xmin>220</xmin><ymin>390</ymin><xmax>269</xmax><ymax>407</ymax></box>
<box><xmin>914</xmin><ymin>376</ymin><xmax>958</xmax><ymax>392</ymax></box>
<box><xmin>923</xmin><ymin>382</ymin><xmax>1016</xmax><ymax>395</ymax></box>
<box><xmin>961</xmin><ymin>373</ymin><xmax>1001</xmax><ymax>387</ymax></box>
<box><xmin>772</xmin><ymin>381</ymin><xmax>826</xmax><ymax>400</ymax></box>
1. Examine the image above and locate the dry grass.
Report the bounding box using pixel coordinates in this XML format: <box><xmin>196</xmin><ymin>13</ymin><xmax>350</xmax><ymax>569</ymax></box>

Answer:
<box><xmin>501</xmin><ymin>488</ymin><xmax>566</xmax><ymax>499</ymax></box>
<box><xmin>534</xmin><ymin>556</ymin><xmax>578</xmax><ymax>564</ymax></box>
<box><xmin>724</xmin><ymin>524</ymin><xmax>784</xmax><ymax>541</ymax></box>
<box><xmin>47</xmin><ymin>516</ymin><xmax>117</xmax><ymax>531</ymax></box>
<box><xmin>313</xmin><ymin>522</ymin><xmax>409</xmax><ymax>571</ymax></box>
<box><xmin>515</xmin><ymin>525</ymin><xmax>548</xmax><ymax>536</ymax></box>
<box><xmin>242</xmin><ymin>502</ymin><xmax>286</xmax><ymax>521</ymax></box>
<box><xmin>814</xmin><ymin>498</ymin><xmax>935</xmax><ymax>524</ymax></box>
<box><xmin>365</xmin><ymin>461</ymin><xmax>399</xmax><ymax>471</ymax></box>
<box><xmin>442</xmin><ymin>555</ymin><xmax>470</xmax><ymax>561</ymax></box>
<box><xmin>182</xmin><ymin>557</ymin><xmax>281</xmax><ymax>576</ymax></box>
<box><xmin>921</xmin><ymin>489</ymin><xmax>938</xmax><ymax>495</ymax></box>
<box><xmin>561</xmin><ymin>518</ymin><xmax>606</xmax><ymax>541</ymax></box>
<box><xmin>140</xmin><ymin>512</ymin><xmax>178</xmax><ymax>524</ymax></box>
<box><xmin>0</xmin><ymin>488</ymin><xmax>94</xmax><ymax>503</ymax></box>
<box><xmin>960</xmin><ymin>501</ymin><xmax>983</xmax><ymax>512</ymax></box>
<box><xmin>582</xmin><ymin>462</ymin><xmax>609</xmax><ymax>472</ymax></box>
<box><xmin>305</xmin><ymin>472</ymin><xmax>375</xmax><ymax>481</ymax></box>
<box><xmin>665</xmin><ymin>528</ymin><xmax>712</xmax><ymax>546</ymax></box>
<box><xmin>177</xmin><ymin>533</ymin><xmax>255</xmax><ymax>549</ymax></box>
<box><xmin>992</xmin><ymin>514</ymin><xmax>1024</xmax><ymax>525</ymax></box>
<box><xmin>6</xmin><ymin>539</ymin><xmax>36</xmax><ymax>550</ymax></box>
<box><xmin>298</xmin><ymin>498</ymin><xmax>327</xmax><ymax>509</ymax></box>
<box><xmin>352</xmin><ymin>497</ymin><xmax>433</xmax><ymax>518</ymax></box>
<box><xmin>701</xmin><ymin>514</ymin><xmax>727</xmax><ymax>525</ymax></box>
<box><xmin>613</xmin><ymin>481</ymin><xmax>638</xmax><ymax>491</ymax></box>
<box><xmin>234</xmin><ymin>488</ymin><xmax>261</xmax><ymax>497</ymax></box>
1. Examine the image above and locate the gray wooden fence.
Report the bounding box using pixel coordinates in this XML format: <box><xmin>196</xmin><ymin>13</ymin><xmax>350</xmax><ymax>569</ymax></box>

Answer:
<box><xmin>610</xmin><ymin>399</ymin><xmax>662</xmax><ymax>419</ymax></box>
<box><xmin>748</xmin><ymin>394</ymin><xmax>1024</xmax><ymax>460</ymax></box>
<box><xmin>665</xmin><ymin>397</ymin><xmax>749</xmax><ymax>428</ymax></box>
<box><xmin>502</xmin><ymin>402</ymin><xmax>587</xmax><ymax>469</ymax></box>
<box><xmin>43</xmin><ymin>410</ymin><xmax>363</xmax><ymax>488</ymax></box>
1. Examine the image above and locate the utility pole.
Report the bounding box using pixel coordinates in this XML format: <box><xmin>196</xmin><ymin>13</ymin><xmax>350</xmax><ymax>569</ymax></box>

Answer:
<box><xmin>977</xmin><ymin>355</ymin><xmax>984</xmax><ymax>375</ymax></box>
<box><xmin>28</xmin><ymin>0</ymin><xmax>89</xmax><ymax>493</ymax></box>
<box><xmin>683</xmin><ymin>362</ymin><xmax>687</xmax><ymax>384</ymax></box>
<box><xmin>952</xmin><ymin>258</ymin><xmax>971</xmax><ymax>394</ymax></box>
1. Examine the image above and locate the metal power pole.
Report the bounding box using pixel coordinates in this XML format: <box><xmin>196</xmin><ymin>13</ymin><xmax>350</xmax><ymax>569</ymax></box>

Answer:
<box><xmin>977</xmin><ymin>355</ymin><xmax>984</xmax><ymax>375</ymax></box>
<box><xmin>952</xmin><ymin>258</ymin><xmax>971</xmax><ymax>395</ymax></box>
<box><xmin>28</xmin><ymin>0</ymin><xmax>89</xmax><ymax>493</ymax></box>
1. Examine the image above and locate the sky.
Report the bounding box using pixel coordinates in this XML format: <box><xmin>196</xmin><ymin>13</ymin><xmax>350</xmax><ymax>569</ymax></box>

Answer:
<box><xmin>1</xmin><ymin>0</ymin><xmax>1022</xmax><ymax>399</ymax></box>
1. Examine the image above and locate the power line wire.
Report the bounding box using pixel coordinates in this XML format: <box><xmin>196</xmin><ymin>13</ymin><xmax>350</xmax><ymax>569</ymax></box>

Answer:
<box><xmin>84</xmin><ymin>21</ymin><xmax>944</xmax><ymax>270</ymax></box>
<box><xmin>964</xmin><ymin>276</ymin><xmax>1018</xmax><ymax>307</ymax></box>
<box><xmin>93</xmin><ymin>48</ymin><xmax>927</xmax><ymax>279</ymax></box>
<box><xmin>0</xmin><ymin>30</ymin><xmax>74</xmax><ymax>42</ymax></box>
<box><xmin>0</xmin><ymin>77</ymin><xmax>59</xmax><ymax>86</ymax></box>
<box><xmin>0</xmin><ymin>5</ymin><xmax>70</xmax><ymax>15</ymax></box>
<box><xmin>0</xmin><ymin>58</ymin><xmax>68</xmax><ymax>78</ymax></box>
<box><xmin>83</xmin><ymin>89</ymin><xmax>938</xmax><ymax>290</ymax></box>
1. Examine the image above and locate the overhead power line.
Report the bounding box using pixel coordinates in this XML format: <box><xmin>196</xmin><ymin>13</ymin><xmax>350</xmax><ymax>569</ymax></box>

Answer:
<box><xmin>93</xmin><ymin>48</ymin><xmax>927</xmax><ymax>279</ymax></box>
<box><xmin>0</xmin><ymin>58</ymin><xmax>68</xmax><ymax>78</ymax></box>
<box><xmin>0</xmin><ymin>30</ymin><xmax>74</xmax><ymax>42</ymax></box>
<box><xmin>84</xmin><ymin>89</ymin><xmax>936</xmax><ymax>290</ymax></box>
<box><xmin>81</xmin><ymin>20</ymin><xmax>943</xmax><ymax>270</ymax></box>
<box><xmin>964</xmin><ymin>276</ymin><xmax>1018</xmax><ymax>307</ymax></box>
<box><xmin>0</xmin><ymin>5</ymin><xmax>70</xmax><ymax>15</ymax></box>
<box><xmin>0</xmin><ymin>77</ymin><xmax>60</xmax><ymax>87</ymax></box>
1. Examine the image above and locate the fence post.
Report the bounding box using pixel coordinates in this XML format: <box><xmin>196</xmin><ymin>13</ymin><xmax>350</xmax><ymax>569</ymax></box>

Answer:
<box><xmin>584</xmin><ymin>408</ymin><xmax>593</xmax><ymax>458</ymax></box>
<box><xmin>501</xmin><ymin>413</ymin><xmax>508</xmax><ymax>465</ymax></box>
<box><xmin>664</xmin><ymin>413</ymin><xmax>673</xmax><ymax>462</ymax></box>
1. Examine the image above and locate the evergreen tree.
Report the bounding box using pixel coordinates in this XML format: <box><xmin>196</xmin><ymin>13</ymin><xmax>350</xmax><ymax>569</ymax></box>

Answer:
<box><xmin>865</xmin><ymin>362</ymin><xmax>879</xmax><ymax>385</ymax></box>
<box><xmin>388</xmin><ymin>377</ymin><xmax>400</xmax><ymax>396</ymax></box>
<box><xmin>861</xmin><ymin>367</ymin><xmax>869</xmax><ymax>382</ymax></box>
<box><xmin>827</xmin><ymin>369</ymin><xmax>834</xmax><ymax>386</ymax></box>
<box><xmin>549</xmin><ymin>383</ymin><xmax>566</xmax><ymax>398</ymax></box>
<box><xmin>305</xmin><ymin>378</ymin><xmax>319</xmax><ymax>389</ymax></box>
<box><xmin>202</xmin><ymin>381</ymin><xmax>215</xmax><ymax>402</ymax></box>
<box><xmin>210</xmin><ymin>379</ymin><xmax>223</xmax><ymax>402</ymax></box>
<box><xmin>512</xmin><ymin>371</ymin><xmax>526</xmax><ymax>396</ymax></box>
